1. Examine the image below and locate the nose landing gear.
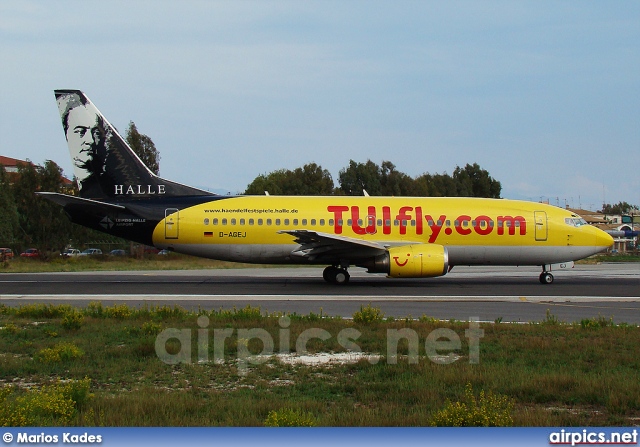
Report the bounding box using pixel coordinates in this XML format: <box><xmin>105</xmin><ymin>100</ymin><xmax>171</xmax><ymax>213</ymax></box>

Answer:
<box><xmin>539</xmin><ymin>269</ymin><xmax>554</xmax><ymax>284</ymax></box>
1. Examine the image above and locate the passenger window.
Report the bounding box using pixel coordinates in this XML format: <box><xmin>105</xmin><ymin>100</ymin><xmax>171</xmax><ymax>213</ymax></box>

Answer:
<box><xmin>276</xmin><ymin>219</ymin><xmax>281</xmax><ymax>225</ymax></box>
<box><xmin>293</xmin><ymin>219</ymin><xmax>299</xmax><ymax>226</ymax></box>
<box><xmin>240</xmin><ymin>218</ymin><xmax>245</xmax><ymax>225</ymax></box>
<box><xmin>204</xmin><ymin>218</ymin><xmax>210</xmax><ymax>225</ymax></box>
<box><xmin>222</xmin><ymin>218</ymin><xmax>227</xmax><ymax>225</ymax></box>
<box><xmin>320</xmin><ymin>219</ymin><xmax>325</xmax><ymax>226</ymax></box>
<box><xmin>231</xmin><ymin>218</ymin><xmax>236</xmax><ymax>225</ymax></box>
<box><xmin>258</xmin><ymin>219</ymin><xmax>263</xmax><ymax>225</ymax></box>
<box><xmin>267</xmin><ymin>219</ymin><xmax>272</xmax><ymax>225</ymax></box>
<box><xmin>311</xmin><ymin>219</ymin><xmax>316</xmax><ymax>225</ymax></box>
<box><xmin>213</xmin><ymin>218</ymin><xmax>218</xmax><ymax>225</ymax></box>
<box><xmin>249</xmin><ymin>219</ymin><xmax>254</xmax><ymax>225</ymax></box>
<box><xmin>285</xmin><ymin>219</ymin><xmax>290</xmax><ymax>225</ymax></box>
<box><xmin>302</xmin><ymin>219</ymin><xmax>308</xmax><ymax>225</ymax></box>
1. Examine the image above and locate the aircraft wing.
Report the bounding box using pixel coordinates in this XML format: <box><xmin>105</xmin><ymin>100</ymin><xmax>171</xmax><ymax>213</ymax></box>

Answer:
<box><xmin>278</xmin><ymin>229</ymin><xmax>387</xmax><ymax>262</ymax></box>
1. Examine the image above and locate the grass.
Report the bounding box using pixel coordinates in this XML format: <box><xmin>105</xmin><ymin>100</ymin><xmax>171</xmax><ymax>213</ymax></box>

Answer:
<box><xmin>1</xmin><ymin>303</ymin><xmax>639</xmax><ymax>426</ymax></box>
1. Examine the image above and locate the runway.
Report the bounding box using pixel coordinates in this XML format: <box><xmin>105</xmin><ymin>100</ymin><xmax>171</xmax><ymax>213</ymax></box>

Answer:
<box><xmin>1</xmin><ymin>263</ymin><xmax>639</xmax><ymax>323</ymax></box>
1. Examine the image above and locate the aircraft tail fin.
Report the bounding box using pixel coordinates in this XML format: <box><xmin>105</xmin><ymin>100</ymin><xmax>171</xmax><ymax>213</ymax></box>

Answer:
<box><xmin>54</xmin><ymin>90</ymin><xmax>210</xmax><ymax>199</ymax></box>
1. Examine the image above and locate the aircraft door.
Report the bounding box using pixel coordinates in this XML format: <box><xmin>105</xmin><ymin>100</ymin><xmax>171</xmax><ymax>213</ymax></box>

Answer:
<box><xmin>534</xmin><ymin>211</ymin><xmax>548</xmax><ymax>241</ymax></box>
<box><xmin>165</xmin><ymin>208</ymin><xmax>179</xmax><ymax>239</ymax></box>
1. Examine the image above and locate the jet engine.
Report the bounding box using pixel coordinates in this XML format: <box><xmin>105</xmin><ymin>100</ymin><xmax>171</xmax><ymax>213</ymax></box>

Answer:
<box><xmin>359</xmin><ymin>244</ymin><xmax>449</xmax><ymax>278</ymax></box>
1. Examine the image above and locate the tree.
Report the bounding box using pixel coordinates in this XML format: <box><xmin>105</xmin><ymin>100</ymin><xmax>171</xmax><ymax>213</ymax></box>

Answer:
<box><xmin>600</xmin><ymin>202</ymin><xmax>638</xmax><ymax>215</ymax></box>
<box><xmin>0</xmin><ymin>166</ymin><xmax>19</xmax><ymax>246</ymax></box>
<box><xmin>453</xmin><ymin>163</ymin><xmax>502</xmax><ymax>198</ymax></box>
<box><xmin>416</xmin><ymin>172</ymin><xmax>459</xmax><ymax>197</ymax></box>
<box><xmin>380</xmin><ymin>161</ymin><xmax>417</xmax><ymax>196</ymax></box>
<box><xmin>244</xmin><ymin>163</ymin><xmax>335</xmax><ymax>195</ymax></box>
<box><xmin>338</xmin><ymin>160</ymin><xmax>383</xmax><ymax>195</ymax></box>
<box><xmin>126</xmin><ymin>121</ymin><xmax>160</xmax><ymax>175</ymax></box>
<box><xmin>11</xmin><ymin>161</ymin><xmax>76</xmax><ymax>254</ymax></box>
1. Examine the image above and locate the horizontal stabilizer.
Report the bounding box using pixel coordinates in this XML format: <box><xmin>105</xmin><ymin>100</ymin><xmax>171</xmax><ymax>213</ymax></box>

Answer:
<box><xmin>36</xmin><ymin>192</ymin><xmax>127</xmax><ymax>211</ymax></box>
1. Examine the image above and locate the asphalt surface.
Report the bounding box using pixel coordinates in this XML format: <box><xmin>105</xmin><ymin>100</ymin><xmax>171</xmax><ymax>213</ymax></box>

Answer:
<box><xmin>1</xmin><ymin>263</ymin><xmax>639</xmax><ymax>323</ymax></box>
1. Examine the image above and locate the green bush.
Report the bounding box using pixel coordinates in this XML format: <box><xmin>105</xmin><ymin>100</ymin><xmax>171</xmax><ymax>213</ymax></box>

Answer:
<box><xmin>104</xmin><ymin>304</ymin><xmax>132</xmax><ymax>319</ymax></box>
<box><xmin>353</xmin><ymin>303</ymin><xmax>384</xmax><ymax>324</ymax></box>
<box><xmin>580</xmin><ymin>315</ymin><xmax>614</xmax><ymax>329</ymax></box>
<box><xmin>14</xmin><ymin>303</ymin><xmax>72</xmax><ymax>318</ymax></box>
<box><xmin>1</xmin><ymin>323</ymin><xmax>18</xmax><ymax>334</ymax></box>
<box><xmin>0</xmin><ymin>378</ymin><xmax>92</xmax><ymax>426</ymax></box>
<box><xmin>86</xmin><ymin>301</ymin><xmax>104</xmax><ymax>318</ymax></box>
<box><xmin>35</xmin><ymin>342</ymin><xmax>84</xmax><ymax>363</ymax></box>
<box><xmin>62</xmin><ymin>310</ymin><xmax>84</xmax><ymax>330</ymax></box>
<box><xmin>264</xmin><ymin>408</ymin><xmax>316</xmax><ymax>427</ymax></box>
<box><xmin>430</xmin><ymin>383</ymin><xmax>514</xmax><ymax>427</ymax></box>
<box><xmin>141</xmin><ymin>321</ymin><xmax>162</xmax><ymax>335</ymax></box>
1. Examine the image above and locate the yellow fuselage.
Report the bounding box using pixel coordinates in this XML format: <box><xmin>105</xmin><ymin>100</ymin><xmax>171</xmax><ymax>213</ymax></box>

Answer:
<box><xmin>152</xmin><ymin>196</ymin><xmax>612</xmax><ymax>266</ymax></box>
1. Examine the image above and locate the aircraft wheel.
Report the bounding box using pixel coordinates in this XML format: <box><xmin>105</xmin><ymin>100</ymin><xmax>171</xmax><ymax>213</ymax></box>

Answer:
<box><xmin>334</xmin><ymin>269</ymin><xmax>350</xmax><ymax>285</ymax></box>
<box><xmin>539</xmin><ymin>272</ymin><xmax>554</xmax><ymax>284</ymax></box>
<box><xmin>323</xmin><ymin>266</ymin><xmax>337</xmax><ymax>283</ymax></box>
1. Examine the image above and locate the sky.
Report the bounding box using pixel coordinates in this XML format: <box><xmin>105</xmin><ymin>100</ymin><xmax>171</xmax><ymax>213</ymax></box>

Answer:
<box><xmin>1</xmin><ymin>1</ymin><xmax>638</xmax><ymax>211</ymax></box>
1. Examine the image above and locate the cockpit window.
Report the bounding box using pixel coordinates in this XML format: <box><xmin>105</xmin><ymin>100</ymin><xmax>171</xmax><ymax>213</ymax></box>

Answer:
<box><xmin>565</xmin><ymin>217</ymin><xmax>588</xmax><ymax>227</ymax></box>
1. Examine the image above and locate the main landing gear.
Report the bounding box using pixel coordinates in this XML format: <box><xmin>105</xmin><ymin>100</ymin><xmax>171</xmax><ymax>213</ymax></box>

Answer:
<box><xmin>323</xmin><ymin>265</ymin><xmax>350</xmax><ymax>284</ymax></box>
<box><xmin>539</xmin><ymin>268</ymin><xmax>554</xmax><ymax>284</ymax></box>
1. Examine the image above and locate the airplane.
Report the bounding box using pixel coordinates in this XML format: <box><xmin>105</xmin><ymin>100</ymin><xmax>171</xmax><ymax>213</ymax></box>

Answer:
<box><xmin>39</xmin><ymin>89</ymin><xmax>614</xmax><ymax>285</ymax></box>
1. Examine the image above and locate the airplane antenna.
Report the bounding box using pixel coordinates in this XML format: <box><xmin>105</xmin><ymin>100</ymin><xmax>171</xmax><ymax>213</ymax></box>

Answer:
<box><xmin>363</xmin><ymin>189</ymin><xmax>370</xmax><ymax>197</ymax></box>
<box><xmin>265</xmin><ymin>191</ymin><xmax>270</xmax><ymax>196</ymax></box>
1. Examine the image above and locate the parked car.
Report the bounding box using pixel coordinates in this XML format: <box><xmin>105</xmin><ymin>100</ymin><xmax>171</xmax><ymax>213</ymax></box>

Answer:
<box><xmin>0</xmin><ymin>248</ymin><xmax>14</xmax><ymax>260</ymax></box>
<box><xmin>158</xmin><ymin>249</ymin><xmax>172</xmax><ymax>256</ymax></box>
<box><xmin>79</xmin><ymin>248</ymin><xmax>102</xmax><ymax>256</ymax></box>
<box><xmin>109</xmin><ymin>249</ymin><xmax>127</xmax><ymax>256</ymax></box>
<box><xmin>20</xmin><ymin>248</ymin><xmax>40</xmax><ymax>258</ymax></box>
<box><xmin>61</xmin><ymin>248</ymin><xmax>81</xmax><ymax>258</ymax></box>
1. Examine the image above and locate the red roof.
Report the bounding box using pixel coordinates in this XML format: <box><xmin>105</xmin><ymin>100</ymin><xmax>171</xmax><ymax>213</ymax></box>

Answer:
<box><xmin>0</xmin><ymin>155</ymin><xmax>32</xmax><ymax>167</ymax></box>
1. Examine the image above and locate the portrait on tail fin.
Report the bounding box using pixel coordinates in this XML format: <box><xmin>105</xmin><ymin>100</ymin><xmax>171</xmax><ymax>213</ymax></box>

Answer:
<box><xmin>56</xmin><ymin>91</ymin><xmax>115</xmax><ymax>198</ymax></box>
<box><xmin>55</xmin><ymin>89</ymin><xmax>210</xmax><ymax>200</ymax></box>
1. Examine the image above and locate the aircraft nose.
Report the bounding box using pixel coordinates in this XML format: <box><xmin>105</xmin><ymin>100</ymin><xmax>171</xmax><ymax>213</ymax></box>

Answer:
<box><xmin>595</xmin><ymin>228</ymin><xmax>614</xmax><ymax>251</ymax></box>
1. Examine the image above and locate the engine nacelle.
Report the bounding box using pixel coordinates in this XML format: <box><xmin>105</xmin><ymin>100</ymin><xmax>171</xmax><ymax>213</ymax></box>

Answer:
<box><xmin>359</xmin><ymin>244</ymin><xmax>449</xmax><ymax>278</ymax></box>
